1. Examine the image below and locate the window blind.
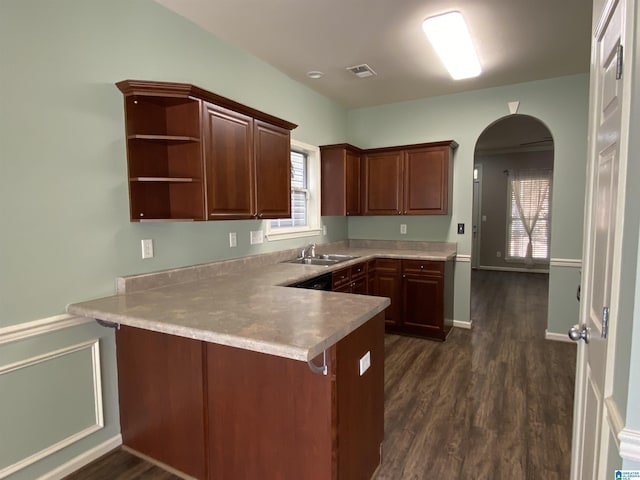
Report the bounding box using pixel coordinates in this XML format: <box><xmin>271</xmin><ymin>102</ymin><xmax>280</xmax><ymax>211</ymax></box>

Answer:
<box><xmin>270</xmin><ymin>151</ymin><xmax>308</xmax><ymax>228</ymax></box>
<box><xmin>507</xmin><ymin>170</ymin><xmax>551</xmax><ymax>261</ymax></box>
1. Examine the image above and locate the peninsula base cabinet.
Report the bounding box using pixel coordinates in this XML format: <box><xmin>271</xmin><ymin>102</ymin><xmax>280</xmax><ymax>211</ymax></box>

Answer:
<box><xmin>115</xmin><ymin>313</ymin><xmax>385</xmax><ymax>480</ymax></box>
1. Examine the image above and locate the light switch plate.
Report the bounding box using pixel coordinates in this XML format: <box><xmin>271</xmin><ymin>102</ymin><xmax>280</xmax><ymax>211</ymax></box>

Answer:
<box><xmin>359</xmin><ymin>351</ymin><xmax>371</xmax><ymax>376</ymax></box>
<box><xmin>400</xmin><ymin>224</ymin><xmax>407</xmax><ymax>235</ymax></box>
<box><xmin>229</xmin><ymin>232</ymin><xmax>237</xmax><ymax>248</ymax></box>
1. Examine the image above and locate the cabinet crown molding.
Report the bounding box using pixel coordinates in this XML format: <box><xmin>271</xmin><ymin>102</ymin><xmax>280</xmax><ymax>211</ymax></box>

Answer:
<box><xmin>116</xmin><ymin>79</ymin><xmax>297</xmax><ymax>131</ymax></box>
<box><xmin>320</xmin><ymin>140</ymin><xmax>458</xmax><ymax>154</ymax></box>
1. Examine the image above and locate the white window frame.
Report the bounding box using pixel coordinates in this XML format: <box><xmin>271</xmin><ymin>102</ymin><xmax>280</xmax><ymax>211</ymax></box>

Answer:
<box><xmin>265</xmin><ymin>139</ymin><xmax>321</xmax><ymax>241</ymax></box>
<box><xmin>505</xmin><ymin>169</ymin><xmax>552</xmax><ymax>264</ymax></box>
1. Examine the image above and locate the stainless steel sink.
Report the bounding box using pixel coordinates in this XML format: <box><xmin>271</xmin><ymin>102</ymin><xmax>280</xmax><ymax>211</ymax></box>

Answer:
<box><xmin>286</xmin><ymin>257</ymin><xmax>339</xmax><ymax>266</ymax></box>
<box><xmin>284</xmin><ymin>254</ymin><xmax>359</xmax><ymax>266</ymax></box>
<box><xmin>318</xmin><ymin>254</ymin><xmax>359</xmax><ymax>261</ymax></box>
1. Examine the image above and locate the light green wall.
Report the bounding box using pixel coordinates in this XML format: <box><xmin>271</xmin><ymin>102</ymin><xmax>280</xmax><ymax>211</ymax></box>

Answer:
<box><xmin>0</xmin><ymin>0</ymin><xmax>347</xmax><ymax>477</ymax></box>
<box><xmin>0</xmin><ymin>0</ymin><xmax>348</xmax><ymax>326</ymax></box>
<box><xmin>346</xmin><ymin>75</ymin><xmax>590</xmax><ymax>327</ymax></box>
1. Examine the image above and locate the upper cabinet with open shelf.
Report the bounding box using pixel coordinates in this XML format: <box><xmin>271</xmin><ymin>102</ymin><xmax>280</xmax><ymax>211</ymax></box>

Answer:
<box><xmin>116</xmin><ymin>80</ymin><xmax>297</xmax><ymax>222</ymax></box>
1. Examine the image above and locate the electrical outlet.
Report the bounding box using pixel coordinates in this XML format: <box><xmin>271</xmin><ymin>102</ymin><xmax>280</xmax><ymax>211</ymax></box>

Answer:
<box><xmin>141</xmin><ymin>239</ymin><xmax>154</xmax><ymax>259</ymax></box>
<box><xmin>359</xmin><ymin>351</ymin><xmax>371</xmax><ymax>376</ymax></box>
<box><xmin>250</xmin><ymin>230</ymin><xmax>264</xmax><ymax>245</ymax></box>
<box><xmin>482</xmin><ymin>215</ymin><xmax>487</xmax><ymax>222</ymax></box>
<box><xmin>400</xmin><ymin>224</ymin><xmax>407</xmax><ymax>235</ymax></box>
<box><xmin>496</xmin><ymin>251</ymin><xmax>502</xmax><ymax>258</ymax></box>
<box><xmin>457</xmin><ymin>223</ymin><xmax>465</xmax><ymax>234</ymax></box>
<box><xmin>229</xmin><ymin>232</ymin><xmax>237</xmax><ymax>248</ymax></box>
<box><xmin>322</xmin><ymin>225</ymin><xmax>327</xmax><ymax>235</ymax></box>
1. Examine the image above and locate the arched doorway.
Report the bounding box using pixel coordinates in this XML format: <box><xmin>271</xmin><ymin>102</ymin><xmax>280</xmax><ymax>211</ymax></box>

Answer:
<box><xmin>472</xmin><ymin>114</ymin><xmax>554</xmax><ymax>272</ymax></box>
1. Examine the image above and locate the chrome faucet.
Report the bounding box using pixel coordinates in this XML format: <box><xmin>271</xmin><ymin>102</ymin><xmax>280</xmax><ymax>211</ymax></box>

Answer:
<box><xmin>301</xmin><ymin>243</ymin><xmax>316</xmax><ymax>259</ymax></box>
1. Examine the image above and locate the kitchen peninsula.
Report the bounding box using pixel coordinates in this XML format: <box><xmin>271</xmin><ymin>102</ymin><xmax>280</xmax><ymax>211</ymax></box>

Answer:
<box><xmin>67</xmin><ymin>240</ymin><xmax>456</xmax><ymax>479</ymax></box>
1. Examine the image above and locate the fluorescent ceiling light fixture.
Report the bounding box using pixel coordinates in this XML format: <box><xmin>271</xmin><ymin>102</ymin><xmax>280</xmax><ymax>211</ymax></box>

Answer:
<box><xmin>422</xmin><ymin>11</ymin><xmax>481</xmax><ymax>80</ymax></box>
<box><xmin>307</xmin><ymin>70</ymin><xmax>324</xmax><ymax>79</ymax></box>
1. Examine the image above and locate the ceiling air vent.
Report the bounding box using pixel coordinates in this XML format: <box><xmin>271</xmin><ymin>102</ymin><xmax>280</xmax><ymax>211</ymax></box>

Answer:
<box><xmin>346</xmin><ymin>64</ymin><xmax>377</xmax><ymax>78</ymax></box>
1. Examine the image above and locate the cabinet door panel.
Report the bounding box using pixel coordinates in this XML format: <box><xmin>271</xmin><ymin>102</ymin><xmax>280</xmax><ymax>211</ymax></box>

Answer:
<box><xmin>404</xmin><ymin>147</ymin><xmax>449</xmax><ymax>215</ymax></box>
<box><xmin>345</xmin><ymin>151</ymin><xmax>361</xmax><ymax>216</ymax></box>
<box><xmin>320</xmin><ymin>147</ymin><xmax>347</xmax><ymax>216</ymax></box>
<box><xmin>254</xmin><ymin>120</ymin><xmax>291</xmax><ymax>219</ymax></box>
<box><xmin>352</xmin><ymin>276</ymin><xmax>368</xmax><ymax>295</ymax></box>
<box><xmin>203</xmin><ymin>103</ymin><xmax>255</xmax><ymax>219</ymax></box>
<box><xmin>373</xmin><ymin>259</ymin><xmax>402</xmax><ymax>328</ymax></box>
<box><xmin>363</xmin><ymin>152</ymin><xmax>403</xmax><ymax>215</ymax></box>
<box><xmin>402</xmin><ymin>274</ymin><xmax>445</xmax><ymax>338</ymax></box>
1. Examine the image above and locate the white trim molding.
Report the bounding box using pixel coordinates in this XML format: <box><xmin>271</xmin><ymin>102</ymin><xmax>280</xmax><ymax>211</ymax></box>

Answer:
<box><xmin>37</xmin><ymin>435</ymin><xmax>122</xmax><ymax>480</ymax></box>
<box><xmin>477</xmin><ymin>265</ymin><xmax>549</xmax><ymax>274</ymax></box>
<box><xmin>550</xmin><ymin>258</ymin><xmax>583</xmax><ymax>268</ymax></box>
<box><xmin>605</xmin><ymin>396</ymin><xmax>640</xmax><ymax>463</ymax></box>
<box><xmin>545</xmin><ymin>329</ymin><xmax>575</xmax><ymax>343</ymax></box>
<box><xmin>0</xmin><ymin>339</ymin><xmax>104</xmax><ymax>479</ymax></box>
<box><xmin>0</xmin><ymin>314</ymin><xmax>92</xmax><ymax>345</ymax></box>
<box><xmin>453</xmin><ymin>320</ymin><xmax>473</xmax><ymax>329</ymax></box>
<box><xmin>455</xmin><ymin>254</ymin><xmax>471</xmax><ymax>263</ymax></box>
<box><xmin>619</xmin><ymin>429</ymin><xmax>640</xmax><ymax>463</ymax></box>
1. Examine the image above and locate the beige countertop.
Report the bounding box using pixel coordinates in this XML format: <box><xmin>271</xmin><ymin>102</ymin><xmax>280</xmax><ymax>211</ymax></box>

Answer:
<box><xmin>66</xmin><ymin>242</ymin><xmax>456</xmax><ymax>362</ymax></box>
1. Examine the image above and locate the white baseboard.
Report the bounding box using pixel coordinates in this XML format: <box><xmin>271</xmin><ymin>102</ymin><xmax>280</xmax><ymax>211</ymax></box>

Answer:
<box><xmin>545</xmin><ymin>330</ymin><xmax>574</xmax><ymax>343</ymax></box>
<box><xmin>37</xmin><ymin>434</ymin><xmax>122</xmax><ymax>480</ymax></box>
<box><xmin>453</xmin><ymin>320</ymin><xmax>472</xmax><ymax>329</ymax></box>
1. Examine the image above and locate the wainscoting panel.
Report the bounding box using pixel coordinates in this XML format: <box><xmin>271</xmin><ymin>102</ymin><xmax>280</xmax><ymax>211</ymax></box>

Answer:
<box><xmin>0</xmin><ymin>339</ymin><xmax>103</xmax><ymax>479</ymax></box>
<box><xmin>0</xmin><ymin>314</ymin><xmax>120</xmax><ymax>480</ymax></box>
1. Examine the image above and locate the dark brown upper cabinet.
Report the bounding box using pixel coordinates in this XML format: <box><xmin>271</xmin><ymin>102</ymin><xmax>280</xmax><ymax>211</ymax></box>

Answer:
<box><xmin>320</xmin><ymin>144</ymin><xmax>362</xmax><ymax>216</ymax></box>
<box><xmin>320</xmin><ymin>140</ymin><xmax>456</xmax><ymax>217</ymax></box>
<box><xmin>363</xmin><ymin>141</ymin><xmax>457</xmax><ymax>216</ymax></box>
<box><xmin>116</xmin><ymin>80</ymin><xmax>296</xmax><ymax>222</ymax></box>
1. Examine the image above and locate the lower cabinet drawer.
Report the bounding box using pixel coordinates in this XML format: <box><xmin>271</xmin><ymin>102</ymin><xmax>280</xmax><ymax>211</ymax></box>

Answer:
<box><xmin>332</xmin><ymin>267</ymin><xmax>351</xmax><ymax>289</ymax></box>
<box><xmin>402</xmin><ymin>259</ymin><xmax>444</xmax><ymax>276</ymax></box>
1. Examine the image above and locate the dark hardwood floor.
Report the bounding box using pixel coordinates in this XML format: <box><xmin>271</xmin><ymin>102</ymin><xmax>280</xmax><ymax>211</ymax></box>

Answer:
<box><xmin>64</xmin><ymin>270</ymin><xmax>576</xmax><ymax>480</ymax></box>
<box><xmin>374</xmin><ymin>270</ymin><xmax>576</xmax><ymax>479</ymax></box>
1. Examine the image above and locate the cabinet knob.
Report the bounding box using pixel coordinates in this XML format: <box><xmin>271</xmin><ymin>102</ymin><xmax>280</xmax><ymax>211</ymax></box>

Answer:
<box><xmin>346</xmin><ymin>212</ymin><xmax>350</xmax><ymax>216</ymax></box>
<box><xmin>397</xmin><ymin>211</ymin><xmax>401</xmax><ymax>215</ymax></box>
<box><xmin>420</xmin><ymin>265</ymin><xmax>424</xmax><ymax>269</ymax></box>
<box><xmin>257</xmin><ymin>213</ymin><xmax>263</xmax><ymax>218</ymax></box>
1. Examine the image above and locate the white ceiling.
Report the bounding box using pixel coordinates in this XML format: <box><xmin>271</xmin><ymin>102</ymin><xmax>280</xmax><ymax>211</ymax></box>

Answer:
<box><xmin>154</xmin><ymin>0</ymin><xmax>592</xmax><ymax>109</ymax></box>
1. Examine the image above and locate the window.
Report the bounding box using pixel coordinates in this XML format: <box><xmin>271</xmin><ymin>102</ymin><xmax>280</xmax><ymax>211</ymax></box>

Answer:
<box><xmin>266</xmin><ymin>140</ymin><xmax>321</xmax><ymax>240</ymax></box>
<box><xmin>506</xmin><ymin>170</ymin><xmax>552</xmax><ymax>263</ymax></box>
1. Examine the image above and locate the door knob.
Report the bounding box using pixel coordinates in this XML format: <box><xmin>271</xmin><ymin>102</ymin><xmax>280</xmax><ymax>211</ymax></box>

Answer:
<box><xmin>568</xmin><ymin>324</ymin><xmax>590</xmax><ymax>343</ymax></box>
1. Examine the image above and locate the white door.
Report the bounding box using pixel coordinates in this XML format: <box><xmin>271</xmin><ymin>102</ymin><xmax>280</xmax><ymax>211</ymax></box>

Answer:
<box><xmin>570</xmin><ymin>0</ymin><xmax>625</xmax><ymax>478</ymax></box>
